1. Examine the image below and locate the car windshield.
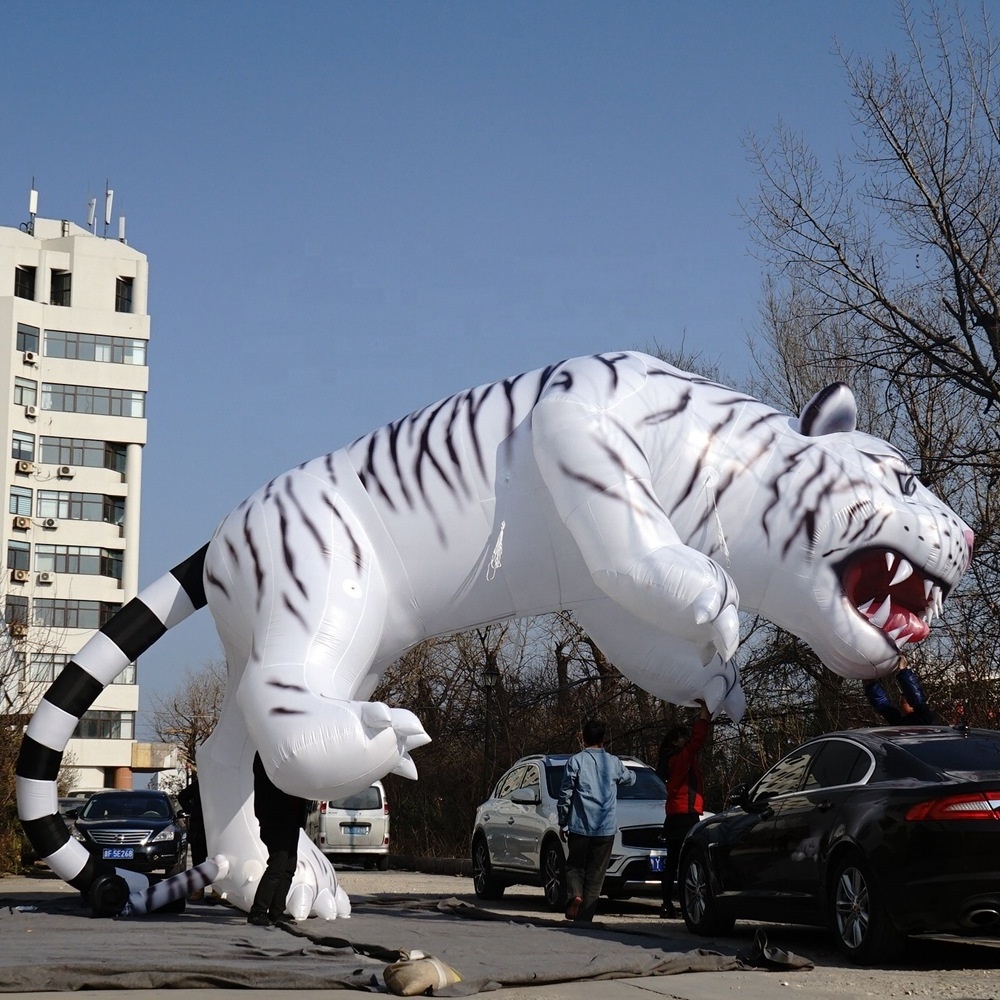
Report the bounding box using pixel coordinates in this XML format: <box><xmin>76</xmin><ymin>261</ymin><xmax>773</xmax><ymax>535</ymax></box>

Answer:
<box><xmin>898</xmin><ymin>733</ymin><xmax>1000</xmax><ymax>774</ymax></box>
<box><xmin>81</xmin><ymin>795</ymin><xmax>171</xmax><ymax>820</ymax></box>
<box><xmin>544</xmin><ymin>764</ymin><xmax>665</xmax><ymax>800</ymax></box>
<box><xmin>328</xmin><ymin>786</ymin><xmax>382</xmax><ymax>810</ymax></box>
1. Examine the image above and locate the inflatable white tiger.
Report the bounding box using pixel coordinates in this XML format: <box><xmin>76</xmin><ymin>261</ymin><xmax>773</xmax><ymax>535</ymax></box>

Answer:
<box><xmin>17</xmin><ymin>352</ymin><xmax>973</xmax><ymax>919</ymax></box>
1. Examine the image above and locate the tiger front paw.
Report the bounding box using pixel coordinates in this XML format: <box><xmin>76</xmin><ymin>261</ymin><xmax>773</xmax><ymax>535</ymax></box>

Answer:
<box><xmin>594</xmin><ymin>545</ymin><xmax>740</xmax><ymax>658</ymax></box>
<box><xmin>257</xmin><ymin>699</ymin><xmax>431</xmax><ymax>801</ymax></box>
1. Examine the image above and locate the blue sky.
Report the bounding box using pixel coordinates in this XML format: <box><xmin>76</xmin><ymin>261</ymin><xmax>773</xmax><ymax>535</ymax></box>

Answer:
<box><xmin>1</xmin><ymin>2</ymin><xmax>910</xmax><ymax>734</ymax></box>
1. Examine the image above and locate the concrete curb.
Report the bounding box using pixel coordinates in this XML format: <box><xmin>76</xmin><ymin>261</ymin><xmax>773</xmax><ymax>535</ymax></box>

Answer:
<box><xmin>391</xmin><ymin>855</ymin><xmax>472</xmax><ymax>876</ymax></box>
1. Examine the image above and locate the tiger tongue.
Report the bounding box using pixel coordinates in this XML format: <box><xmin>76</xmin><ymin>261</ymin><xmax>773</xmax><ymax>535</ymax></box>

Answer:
<box><xmin>864</xmin><ymin>597</ymin><xmax>929</xmax><ymax>644</ymax></box>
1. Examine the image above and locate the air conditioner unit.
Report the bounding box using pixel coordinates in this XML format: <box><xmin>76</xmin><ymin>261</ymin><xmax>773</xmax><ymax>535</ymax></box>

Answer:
<box><xmin>13</xmin><ymin>516</ymin><xmax>30</xmax><ymax>530</ymax></box>
<box><xmin>42</xmin><ymin>517</ymin><xmax>57</xmax><ymax>529</ymax></box>
<box><xmin>57</xmin><ymin>465</ymin><xmax>74</xmax><ymax>478</ymax></box>
<box><xmin>11</xmin><ymin>569</ymin><xmax>29</xmax><ymax>583</ymax></box>
<box><xmin>24</xmin><ymin>405</ymin><xmax>38</xmax><ymax>418</ymax></box>
<box><xmin>37</xmin><ymin>572</ymin><xmax>53</xmax><ymax>584</ymax></box>
<box><xmin>23</xmin><ymin>351</ymin><xmax>38</xmax><ymax>365</ymax></box>
<box><xmin>16</xmin><ymin>460</ymin><xmax>35</xmax><ymax>475</ymax></box>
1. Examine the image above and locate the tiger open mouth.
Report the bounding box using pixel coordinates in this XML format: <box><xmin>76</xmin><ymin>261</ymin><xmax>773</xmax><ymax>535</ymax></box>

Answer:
<box><xmin>840</xmin><ymin>547</ymin><xmax>943</xmax><ymax>651</ymax></box>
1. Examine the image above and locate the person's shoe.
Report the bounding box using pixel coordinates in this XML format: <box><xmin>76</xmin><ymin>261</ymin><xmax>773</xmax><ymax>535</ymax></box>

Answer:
<box><xmin>247</xmin><ymin>911</ymin><xmax>271</xmax><ymax>926</ymax></box>
<box><xmin>659</xmin><ymin>902</ymin><xmax>678</xmax><ymax>919</ymax></box>
<box><xmin>565</xmin><ymin>896</ymin><xmax>583</xmax><ymax>920</ymax></box>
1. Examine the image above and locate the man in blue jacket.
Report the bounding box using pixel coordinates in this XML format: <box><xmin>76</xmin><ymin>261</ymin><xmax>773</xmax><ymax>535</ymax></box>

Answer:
<box><xmin>557</xmin><ymin>719</ymin><xmax>635</xmax><ymax>922</ymax></box>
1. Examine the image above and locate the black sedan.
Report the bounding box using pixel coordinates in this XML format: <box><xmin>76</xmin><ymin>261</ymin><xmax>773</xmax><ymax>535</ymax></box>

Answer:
<box><xmin>678</xmin><ymin>726</ymin><xmax>1000</xmax><ymax>964</ymax></box>
<box><xmin>69</xmin><ymin>790</ymin><xmax>189</xmax><ymax>876</ymax></box>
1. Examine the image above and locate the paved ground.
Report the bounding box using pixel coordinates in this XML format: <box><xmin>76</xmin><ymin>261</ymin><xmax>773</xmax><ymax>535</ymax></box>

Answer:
<box><xmin>3</xmin><ymin>865</ymin><xmax>999</xmax><ymax>998</ymax></box>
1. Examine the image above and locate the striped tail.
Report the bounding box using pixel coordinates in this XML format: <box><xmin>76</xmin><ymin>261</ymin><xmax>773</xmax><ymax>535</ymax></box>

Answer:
<box><xmin>16</xmin><ymin>545</ymin><xmax>209</xmax><ymax>915</ymax></box>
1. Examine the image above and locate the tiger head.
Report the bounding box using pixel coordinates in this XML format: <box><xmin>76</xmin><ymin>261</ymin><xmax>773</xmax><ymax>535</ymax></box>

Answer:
<box><xmin>736</xmin><ymin>383</ymin><xmax>973</xmax><ymax>680</ymax></box>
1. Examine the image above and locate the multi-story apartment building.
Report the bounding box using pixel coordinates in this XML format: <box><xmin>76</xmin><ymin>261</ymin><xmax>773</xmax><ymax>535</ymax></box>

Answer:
<box><xmin>0</xmin><ymin>201</ymin><xmax>148</xmax><ymax>790</ymax></box>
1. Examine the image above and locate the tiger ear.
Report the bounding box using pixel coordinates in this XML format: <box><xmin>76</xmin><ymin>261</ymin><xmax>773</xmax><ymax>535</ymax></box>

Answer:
<box><xmin>799</xmin><ymin>383</ymin><xmax>858</xmax><ymax>436</ymax></box>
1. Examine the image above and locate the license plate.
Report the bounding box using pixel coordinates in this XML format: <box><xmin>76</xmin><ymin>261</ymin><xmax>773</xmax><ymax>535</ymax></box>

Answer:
<box><xmin>649</xmin><ymin>854</ymin><xmax>665</xmax><ymax>873</ymax></box>
<box><xmin>102</xmin><ymin>847</ymin><xmax>134</xmax><ymax>860</ymax></box>
<box><xmin>341</xmin><ymin>825</ymin><xmax>368</xmax><ymax>836</ymax></box>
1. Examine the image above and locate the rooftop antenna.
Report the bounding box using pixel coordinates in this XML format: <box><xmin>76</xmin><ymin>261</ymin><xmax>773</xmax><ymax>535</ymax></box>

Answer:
<box><xmin>87</xmin><ymin>196</ymin><xmax>97</xmax><ymax>232</ymax></box>
<box><xmin>26</xmin><ymin>179</ymin><xmax>38</xmax><ymax>235</ymax></box>
<box><xmin>118</xmin><ymin>214</ymin><xmax>126</xmax><ymax>244</ymax></box>
<box><xmin>103</xmin><ymin>182</ymin><xmax>114</xmax><ymax>237</ymax></box>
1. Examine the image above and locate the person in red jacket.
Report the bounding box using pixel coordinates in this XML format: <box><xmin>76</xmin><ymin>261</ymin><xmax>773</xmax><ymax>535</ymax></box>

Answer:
<box><xmin>654</xmin><ymin>700</ymin><xmax>711</xmax><ymax>918</ymax></box>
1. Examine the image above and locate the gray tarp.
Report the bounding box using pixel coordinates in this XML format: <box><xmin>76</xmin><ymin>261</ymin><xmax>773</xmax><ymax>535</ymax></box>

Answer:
<box><xmin>0</xmin><ymin>887</ymin><xmax>750</xmax><ymax>993</ymax></box>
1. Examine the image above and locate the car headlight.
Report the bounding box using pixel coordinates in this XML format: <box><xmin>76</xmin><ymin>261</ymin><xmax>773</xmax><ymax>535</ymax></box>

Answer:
<box><xmin>151</xmin><ymin>825</ymin><xmax>178</xmax><ymax>843</ymax></box>
<box><xmin>70</xmin><ymin>827</ymin><xmax>85</xmax><ymax>841</ymax></box>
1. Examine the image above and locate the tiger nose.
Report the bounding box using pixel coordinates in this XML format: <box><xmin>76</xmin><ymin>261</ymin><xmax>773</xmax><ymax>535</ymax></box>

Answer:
<box><xmin>964</xmin><ymin>528</ymin><xmax>975</xmax><ymax>569</ymax></box>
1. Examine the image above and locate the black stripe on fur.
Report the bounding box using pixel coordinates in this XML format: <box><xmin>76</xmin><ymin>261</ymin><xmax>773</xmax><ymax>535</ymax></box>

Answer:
<box><xmin>171</xmin><ymin>544</ymin><xmax>209</xmax><ymax>608</ymax></box>
<box><xmin>21</xmin><ymin>814</ymin><xmax>70</xmax><ymax>859</ymax></box>
<box><xmin>46</xmin><ymin>663</ymin><xmax>104</xmax><ymax>719</ymax></box>
<box><xmin>101</xmin><ymin>599</ymin><xmax>167</xmax><ymax>662</ymax></box>
<box><xmin>68</xmin><ymin>853</ymin><xmax>113</xmax><ymax>893</ymax></box>
<box><xmin>15</xmin><ymin>735</ymin><xmax>63</xmax><ymax>781</ymax></box>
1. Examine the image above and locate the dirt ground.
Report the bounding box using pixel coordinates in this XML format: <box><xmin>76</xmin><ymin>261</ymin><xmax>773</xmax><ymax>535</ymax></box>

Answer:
<box><xmin>335</xmin><ymin>865</ymin><xmax>1000</xmax><ymax>999</ymax></box>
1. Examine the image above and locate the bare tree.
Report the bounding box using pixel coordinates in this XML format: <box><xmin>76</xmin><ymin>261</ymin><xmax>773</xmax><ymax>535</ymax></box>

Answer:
<box><xmin>744</xmin><ymin>0</ymin><xmax>1000</xmax><ymax>727</ymax></box>
<box><xmin>746</xmin><ymin>0</ymin><xmax>1000</xmax><ymax>409</ymax></box>
<box><xmin>149</xmin><ymin>658</ymin><xmax>227</xmax><ymax>775</ymax></box>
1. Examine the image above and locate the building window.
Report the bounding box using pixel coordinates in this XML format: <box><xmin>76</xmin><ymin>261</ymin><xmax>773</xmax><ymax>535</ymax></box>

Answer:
<box><xmin>11</xmin><ymin>431</ymin><xmax>35</xmax><ymax>462</ymax></box>
<box><xmin>37</xmin><ymin>490</ymin><xmax>125</xmax><ymax>525</ymax></box>
<box><xmin>33</xmin><ymin>599</ymin><xmax>121</xmax><ymax>629</ymax></box>
<box><xmin>28</xmin><ymin>652</ymin><xmax>69</xmax><ymax>683</ymax></box>
<box><xmin>50</xmin><ymin>269</ymin><xmax>71</xmax><ymax>307</ymax></box>
<box><xmin>45</xmin><ymin>329</ymin><xmax>146</xmax><ymax>366</ymax></box>
<box><xmin>113</xmin><ymin>661</ymin><xmax>136</xmax><ymax>684</ymax></box>
<box><xmin>39</xmin><ymin>437</ymin><xmax>127</xmax><ymax>473</ymax></box>
<box><xmin>34</xmin><ymin>544</ymin><xmax>123</xmax><ymax>580</ymax></box>
<box><xmin>41</xmin><ymin>384</ymin><xmax>145</xmax><ymax>418</ymax></box>
<box><xmin>15</xmin><ymin>266</ymin><xmax>36</xmax><ymax>300</ymax></box>
<box><xmin>27</xmin><ymin>653</ymin><xmax>134</xmax><ymax>685</ymax></box>
<box><xmin>14</xmin><ymin>377</ymin><xmax>37</xmax><ymax>407</ymax></box>
<box><xmin>6</xmin><ymin>595</ymin><xmax>28</xmax><ymax>625</ymax></box>
<box><xmin>7</xmin><ymin>540</ymin><xmax>29</xmax><ymax>571</ymax></box>
<box><xmin>16</xmin><ymin>323</ymin><xmax>40</xmax><ymax>353</ymax></box>
<box><xmin>115</xmin><ymin>277</ymin><xmax>133</xmax><ymax>313</ymax></box>
<box><xmin>9</xmin><ymin>486</ymin><xmax>31</xmax><ymax>516</ymax></box>
<box><xmin>74</xmin><ymin>710</ymin><xmax>134</xmax><ymax>740</ymax></box>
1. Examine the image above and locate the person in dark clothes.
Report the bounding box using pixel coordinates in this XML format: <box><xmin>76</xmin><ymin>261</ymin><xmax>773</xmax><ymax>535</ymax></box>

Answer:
<box><xmin>864</xmin><ymin>658</ymin><xmax>944</xmax><ymax>725</ymax></box>
<box><xmin>177</xmin><ymin>776</ymin><xmax>207</xmax><ymax>866</ymax></box>
<box><xmin>247</xmin><ymin>752</ymin><xmax>309</xmax><ymax>926</ymax></box>
<box><xmin>655</xmin><ymin>700</ymin><xmax>711</xmax><ymax>918</ymax></box>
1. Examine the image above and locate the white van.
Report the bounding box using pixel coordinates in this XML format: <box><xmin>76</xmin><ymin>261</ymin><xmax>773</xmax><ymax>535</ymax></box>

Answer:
<box><xmin>307</xmin><ymin>780</ymin><xmax>390</xmax><ymax>870</ymax></box>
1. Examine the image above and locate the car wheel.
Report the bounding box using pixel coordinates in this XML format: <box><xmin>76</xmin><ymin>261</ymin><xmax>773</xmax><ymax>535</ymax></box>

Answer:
<box><xmin>165</xmin><ymin>858</ymin><xmax>188</xmax><ymax>877</ymax></box>
<box><xmin>679</xmin><ymin>847</ymin><xmax>734</xmax><ymax>935</ymax></box>
<box><xmin>376</xmin><ymin>855</ymin><xmax>389</xmax><ymax>871</ymax></box>
<box><xmin>541</xmin><ymin>837</ymin><xmax>567</xmax><ymax>911</ymax></box>
<box><xmin>829</xmin><ymin>852</ymin><xmax>906</xmax><ymax>965</ymax></box>
<box><xmin>472</xmin><ymin>836</ymin><xmax>505</xmax><ymax>899</ymax></box>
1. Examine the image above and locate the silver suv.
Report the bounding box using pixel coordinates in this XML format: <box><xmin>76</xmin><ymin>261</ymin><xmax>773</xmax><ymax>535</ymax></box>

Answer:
<box><xmin>471</xmin><ymin>754</ymin><xmax>666</xmax><ymax>909</ymax></box>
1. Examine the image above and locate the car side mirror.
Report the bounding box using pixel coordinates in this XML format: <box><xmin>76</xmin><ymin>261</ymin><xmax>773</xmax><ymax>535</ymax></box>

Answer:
<box><xmin>726</xmin><ymin>783</ymin><xmax>751</xmax><ymax>810</ymax></box>
<box><xmin>510</xmin><ymin>787</ymin><xmax>539</xmax><ymax>805</ymax></box>
<box><xmin>65</xmin><ymin>809</ymin><xmax>79</xmax><ymax>820</ymax></box>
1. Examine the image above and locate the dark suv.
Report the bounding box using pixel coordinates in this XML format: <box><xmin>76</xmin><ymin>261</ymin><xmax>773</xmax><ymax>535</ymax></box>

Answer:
<box><xmin>69</xmin><ymin>790</ymin><xmax>189</xmax><ymax>876</ymax></box>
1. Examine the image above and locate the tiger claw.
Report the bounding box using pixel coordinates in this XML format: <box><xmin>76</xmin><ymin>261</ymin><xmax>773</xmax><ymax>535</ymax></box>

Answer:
<box><xmin>361</xmin><ymin>702</ymin><xmax>393</xmax><ymax>729</ymax></box>
<box><xmin>391</xmin><ymin>752</ymin><xmax>419</xmax><ymax>780</ymax></box>
<box><xmin>712</xmin><ymin>606</ymin><xmax>741</xmax><ymax>661</ymax></box>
